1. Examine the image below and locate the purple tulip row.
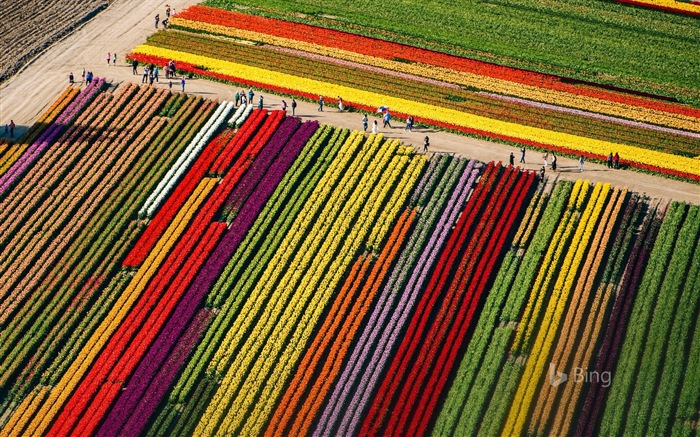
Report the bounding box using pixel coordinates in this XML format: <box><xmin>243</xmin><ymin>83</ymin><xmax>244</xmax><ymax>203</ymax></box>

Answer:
<box><xmin>315</xmin><ymin>159</ymin><xmax>479</xmax><ymax>436</ymax></box>
<box><xmin>575</xmin><ymin>211</ymin><xmax>659</xmax><ymax>436</ymax></box>
<box><xmin>0</xmin><ymin>79</ymin><xmax>105</xmax><ymax>196</ymax></box>
<box><xmin>95</xmin><ymin>119</ymin><xmax>318</xmax><ymax>436</ymax></box>
<box><xmin>223</xmin><ymin>116</ymin><xmax>301</xmax><ymax>220</ymax></box>
<box><xmin>98</xmin><ymin>309</ymin><xmax>214</xmax><ymax>437</ymax></box>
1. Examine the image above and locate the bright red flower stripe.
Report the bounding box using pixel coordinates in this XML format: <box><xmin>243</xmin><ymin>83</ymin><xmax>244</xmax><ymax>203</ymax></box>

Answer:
<box><xmin>179</xmin><ymin>5</ymin><xmax>700</xmax><ymax>118</ymax></box>
<box><xmin>48</xmin><ymin>111</ymin><xmax>285</xmax><ymax>436</ymax></box>
<box><xmin>360</xmin><ymin>162</ymin><xmax>500</xmax><ymax>435</ymax></box>
<box><xmin>617</xmin><ymin>0</ymin><xmax>700</xmax><ymax>17</ymax></box>
<box><xmin>408</xmin><ymin>170</ymin><xmax>536</xmax><ymax>437</ymax></box>
<box><xmin>387</xmin><ymin>167</ymin><xmax>525</xmax><ymax>436</ymax></box>
<box><xmin>122</xmin><ymin>129</ymin><xmax>235</xmax><ymax>267</ymax></box>
<box><xmin>128</xmin><ymin>53</ymin><xmax>700</xmax><ymax>182</ymax></box>
<box><xmin>383</xmin><ymin>165</ymin><xmax>518</xmax><ymax>437</ymax></box>
<box><xmin>52</xmin><ymin>223</ymin><xmax>227</xmax><ymax>437</ymax></box>
<box><xmin>211</xmin><ymin>109</ymin><xmax>265</xmax><ymax>174</ymax></box>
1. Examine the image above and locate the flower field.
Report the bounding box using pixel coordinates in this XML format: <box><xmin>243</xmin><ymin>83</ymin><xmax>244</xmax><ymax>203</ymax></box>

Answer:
<box><xmin>126</xmin><ymin>4</ymin><xmax>700</xmax><ymax>182</ymax></box>
<box><xmin>0</xmin><ymin>80</ymin><xmax>697</xmax><ymax>437</ymax></box>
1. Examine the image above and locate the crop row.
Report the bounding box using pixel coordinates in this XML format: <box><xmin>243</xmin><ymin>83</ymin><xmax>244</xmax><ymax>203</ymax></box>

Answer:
<box><xmin>174</xmin><ymin>5</ymin><xmax>700</xmax><ymax>120</ymax></box>
<box><xmin>146</xmin><ymin>30</ymin><xmax>700</xmax><ymax>157</ymax></box>
<box><xmin>196</xmin><ymin>132</ymin><xmax>401</xmax><ymax>435</ymax></box>
<box><xmin>316</xmin><ymin>159</ymin><xmax>479</xmax><ymax>436</ymax></box>
<box><xmin>0</xmin><ymin>86</ymin><xmax>79</xmax><ymax>176</ymax></box>
<box><xmin>146</xmin><ymin>125</ymin><xmax>343</xmax><ymax>435</ymax></box>
<box><xmin>0</xmin><ymin>92</ymin><xmax>213</xmax><ymax>415</ymax></box>
<box><xmin>0</xmin><ymin>87</ymin><xmax>219</xmax><ymax>434</ymax></box>
<box><xmin>127</xmin><ymin>48</ymin><xmax>700</xmax><ymax>182</ymax></box>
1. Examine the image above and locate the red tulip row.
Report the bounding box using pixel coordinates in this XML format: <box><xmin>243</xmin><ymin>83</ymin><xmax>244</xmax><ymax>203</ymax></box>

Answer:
<box><xmin>0</xmin><ymin>93</ymin><xmax>211</xmax><ymax>406</ymax></box>
<box><xmin>362</xmin><ymin>162</ymin><xmax>534</xmax><ymax>436</ymax></box>
<box><xmin>126</xmin><ymin>52</ymin><xmax>700</xmax><ymax>183</ymax></box>
<box><xmin>178</xmin><ymin>5</ymin><xmax>700</xmax><ymax>119</ymax></box>
<box><xmin>122</xmin><ymin>128</ymin><xmax>235</xmax><ymax>267</ymax></box>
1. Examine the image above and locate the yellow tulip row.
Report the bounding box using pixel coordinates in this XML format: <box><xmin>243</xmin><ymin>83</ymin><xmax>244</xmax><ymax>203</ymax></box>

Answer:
<box><xmin>172</xmin><ymin>18</ymin><xmax>700</xmax><ymax>132</ymax></box>
<box><xmin>133</xmin><ymin>44</ymin><xmax>700</xmax><ymax>179</ymax></box>
<box><xmin>511</xmin><ymin>180</ymin><xmax>585</xmax><ymax>354</ymax></box>
<box><xmin>198</xmin><ymin>134</ymin><xmax>412</xmax><ymax>435</ymax></box>
<box><xmin>206</xmin><ymin>131</ymin><xmax>366</xmax><ymax>378</ymax></box>
<box><xmin>627</xmin><ymin>0</ymin><xmax>700</xmax><ymax>13</ymax></box>
<box><xmin>204</xmin><ymin>134</ymin><xmax>395</xmax><ymax>435</ymax></box>
<box><xmin>236</xmin><ymin>136</ymin><xmax>406</xmax><ymax>436</ymax></box>
<box><xmin>367</xmin><ymin>153</ymin><xmax>426</xmax><ymax>250</ymax></box>
<box><xmin>195</xmin><ymin>132</ymin><xmax>368</xmax><ymax>434</ymax></box>
<box><xmin>1</xmin><ymin>178</ymin><xmax>218</xmax><ymax>437</ymax></box>
<box><xmin>504</xmin><ymin>182</ymin><xmax>611</xmax><ymax>436</ymax></box>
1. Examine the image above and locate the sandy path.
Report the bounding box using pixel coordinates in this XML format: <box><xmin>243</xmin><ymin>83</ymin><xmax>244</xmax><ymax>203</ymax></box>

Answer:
<box><xmin>0</xmin><ymin>0</ymin><xmax>697</xmax><ymax>205</ymax></box>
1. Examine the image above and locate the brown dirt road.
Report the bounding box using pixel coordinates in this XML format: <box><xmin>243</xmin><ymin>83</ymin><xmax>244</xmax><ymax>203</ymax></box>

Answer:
<box><xmin>0</xmin><ymin>0</ymin><xmax>697</xmax><ymax>205</ymax></box>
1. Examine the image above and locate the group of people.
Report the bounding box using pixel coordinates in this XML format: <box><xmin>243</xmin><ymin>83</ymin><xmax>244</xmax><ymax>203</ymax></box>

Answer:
<box><xmin>106</xmin><ymin>53</ymin><xmax>117</xmax><ymax>66</ymax></box>
<box><xmin>607</xmin><ymin>152</ymin><xmax>621</xmax><ymax>169</ymax></box>
<box><xmin>512</xmin><ymin>147</ymin><xmax>621</xmax><ymax>180</ymax></box>
<box><xmin>155</xmin><ymin>4</ymin><xmax>174</xmax><ymax>29</ymax></box>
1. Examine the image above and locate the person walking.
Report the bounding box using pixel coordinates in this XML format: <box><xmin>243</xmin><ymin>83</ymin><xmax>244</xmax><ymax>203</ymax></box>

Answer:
<box><xmin>82</xmin><ymin>68</ymin><xmax>86</xmax><ymax>81</ymax></box>
<box><xmin>551</xmin><ymin>153</ymin><xmax>557</xmax><ymax>171</ymax></box>
<box><xmin>258</xmin><ymin>95</ymin><xmax>264</xmax><ymax>109</ymax></box>
<box><xmin>132</xmin><ymin>60</ymin><xmax>138</xmax><ymax>75</ymax></box>
<box><xmin>154</xmin><ymin>66</ymin><xmax>159</xmax><ymax>82</ymax></box>
<box><xmin>166</xmin><ymin>4</ymin><xmax>171</xmax><ymax>17</ymax></box>
<box><xmin>234</xmin><ymin>91</ymin><xmax>240</xmax><ymax>107</ymax></box>
<box><xmin>362</xmin><ymin>114</ymin><xmax>368</xmax><ymax>132</ymax></box>
<box><xmin>113</xmin><ymin>53</ymin><xmax>117</xmax><ymax>65</ymax></box>
<box><xmin>155</xmin><ymin>14</ymin><xmax>160</xmax><ymax>29</ymax></box>
<box><xmin>543</xmin><ymin>151</ymin><xmax>548</xmax><ymax>169</ymax></box>
<box><xmin>248</xmin><ymin>89</ymin><xmax>254</xmax><ymax>104</ymax></box>
<box><xmin>424</xmin><ymin>135</ymin><xmax>430</xmax><ymax>153</ymax></box>
<box><xmin>520</xmin><ymin>147</ymin><xmax>526</xmax><ymax>163</ymax></box>
<box><xmin>578</xmin><ymin>155</ymin><xmax>584</xmax><ymax>172</ymax></box>
<box><xmin>509</xmin><ymin>152</ymin><xmax>515</xmax><ymax>167</ymax></box>
<box><xmin>281</xmin><ymin>100</ymin><xmax>287</xmax><ymax>112</ymax></box>
<box><xmin>142</xmin><ymin>67</ymin><xmax>149</xmax><ymax>84</ymax></box>
<box><xmin>607</xmin><ymin>152</ymin><xmax>613</xmax><ymax>169</ymax></box>
<box><xmin>291</xmin><ymin>98</ymin><xmax>297</xmax><ymax>116</ymax></box>
<box><xmin>372</xmin><ymin>120</ymin><xmax>379</xmax><ymax>134</ymax></box>
<box><xmin>613</xmin><ymin>152</ymin><xmax>620</xmax><ymax>169</ymax></box>
<box><xmin>318</xmin><ymin>95</ymin><xmax>324</xmax><ymax>111</ymax></box>
<box><xmin>405</xmin><ymin>116</ymin><xmax>413</xmax><ymax>132</ymax></box>
<box><xmin>69</xmin><ymin>72</ymin><xmax>74</xmax><ymax>84</ymax></box>
<box><xmin>9</xmin><ymin>120</ymin><xmax>15</xmax><ymax>137</ymax></box>
<box><xmin>338</xmin><ymin>96</ymin><xmax>343</xmax><ymax>112</ymax></box>
<box><xmin>181</xmin><ymin>76</ymin><xmax>186</xmax><ymax>92</ymax></box>
<box><xmin>383</xmin><ymin>111</ymin><xmax>392</xmax><ymax>128</ymax></box>
<box><xmin>107</xmin><ymin>52</ymin><xmax>111</xmax><ymax>65</ymax></box>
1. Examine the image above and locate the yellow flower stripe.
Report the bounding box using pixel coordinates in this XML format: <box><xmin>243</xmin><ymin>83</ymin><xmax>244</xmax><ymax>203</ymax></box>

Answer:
<box><xmin>238</xmin><ymin>138</ymin><xmax>405</xmax><ymax>436</ymax></box>
<box><xmin>504</xmin><ymin>182</ymin><xmax>610</xmax><ymax>436</ymax></box>
<box><xmin>197</xmin><ymin>134</ymin><xmax>381</xmax><ymax>434</ymax></box>
<box><xmin>627</xmin><ymin>0</ymin><xmax>700</xmax><ymax>13</ymax></box>
<box><xmin>205</xmin><ymin>135</ymin><xmax>393</xmax><ymax>435</ymax></box>
<box><xmin>367</xmin><ymin>154</ymin><xmax>426</xmax><ymax>250</ymax></box>
<box><xmin>0</xmin><ymin>386</ymin><xmax>50</xmax><ymax>437</ymax></box>
<box><xmin>511</xmin><ymin>180</ymin><xmax>585</xmax><ymax>353</ymax></box>
<box><xmin>133</xmin><ymin>44</ymin><xmax>700</xmax><ymax>178</ymax></box>
<box><xmin>0</xmin><ymin>145</ymin><xmax>28</xmax><ymax>176</ymax></box>
<box><xmin>172</xmin><ymin>18</ymin><xmax>700</xmax><ymax>132</ymax></box>
<box><xmin>196</xmin><ymin>132</ymin><xmax>366</xmax><ymax>434</ymax></box>
<box><xmin>7</xmin><ymin>177</ymin><xmax>217</xmax><ymax>437</ymax></box>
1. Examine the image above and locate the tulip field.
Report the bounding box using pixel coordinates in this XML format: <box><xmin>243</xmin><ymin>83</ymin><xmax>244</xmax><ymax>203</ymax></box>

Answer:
<box><xmin>126</xmin><ymin>4</ymin><xmax>700</xmax><ymax>183</ymax></box>
<box><xmin>0</xmin><ymin>78</ymin><xmax>697</xmax><ymax>437</ymax></box>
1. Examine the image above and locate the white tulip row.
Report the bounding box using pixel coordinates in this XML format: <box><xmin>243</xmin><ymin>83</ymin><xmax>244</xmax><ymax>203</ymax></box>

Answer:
<box><xmin>139</xmin><ymin>100</ymin><xmax>235</xmax><ymax>218</ymax></box>
<box><xmin>228</xmin><ymin>103</ymin><xmax>254</xmax><ymax>128</ymax></box>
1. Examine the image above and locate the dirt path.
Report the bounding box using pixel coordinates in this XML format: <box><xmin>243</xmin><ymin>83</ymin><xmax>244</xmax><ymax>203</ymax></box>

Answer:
<box><xmin>0</xmin><ymin>0</ymin><xmax>697</xmax><ymax>205</ymax></box>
